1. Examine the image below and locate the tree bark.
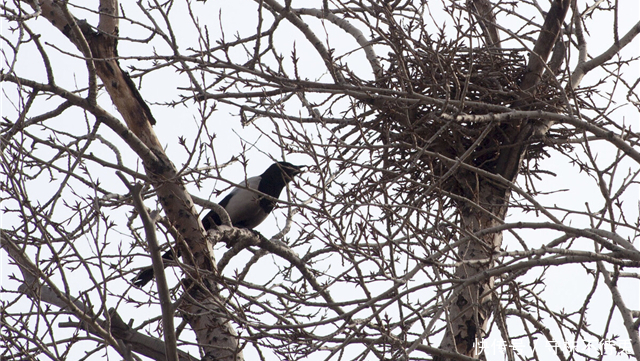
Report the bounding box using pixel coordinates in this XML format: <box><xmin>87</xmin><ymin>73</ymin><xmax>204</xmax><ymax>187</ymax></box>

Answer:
<box><xmin>23</xmin><ymin>1</ymin><xmax>243</xmax><ymax>360</ymax></box>
<box><xmin>436</xmin><ymin>187</ymin><xmax>508</xmax><ymax>359</ymax></box>
<box><xmin>436</xmin><ymin>0</ymin><xmax>571</xmax><ymax>359</ymax></box>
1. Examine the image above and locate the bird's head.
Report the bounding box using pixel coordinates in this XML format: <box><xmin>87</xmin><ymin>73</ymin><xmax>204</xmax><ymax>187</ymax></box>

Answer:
<box><xmin>257</xmin><ymin>161</ymin><xmax>304</xmax><ymax>197</ymax></box>
<box><xmin>274</xmin><ymin>162</ymin><xmax>305</xmax><ymax>182</ymax></box>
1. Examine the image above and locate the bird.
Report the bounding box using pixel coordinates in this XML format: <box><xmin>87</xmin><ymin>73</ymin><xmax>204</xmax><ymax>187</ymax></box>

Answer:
<box><xmin>132</xmin><ymin>161</ymin><xmax>304</xmax><ymax>287</ymax></box>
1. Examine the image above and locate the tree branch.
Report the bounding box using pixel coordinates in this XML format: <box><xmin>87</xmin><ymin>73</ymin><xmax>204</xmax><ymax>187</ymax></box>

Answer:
<box><xmin>570</xmin><ymin>20</ymin><xmax>640</xmax><ymax>89</ymax></box>
<box><xmin>520</xmin><ymin>0</ymin><xmax>571</xmax><ymax>90</ymax></box>
<box><xmin>120</xmin><ymin>174</ymin><xmax>179</xmax><ymax>361</ymax></box>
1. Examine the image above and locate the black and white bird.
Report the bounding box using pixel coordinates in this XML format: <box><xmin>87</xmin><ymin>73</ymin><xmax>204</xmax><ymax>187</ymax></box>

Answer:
<box><xmin>132</xmin><ymin>161</ymin><xmax>304</xmax><ymax>287</ymax></box>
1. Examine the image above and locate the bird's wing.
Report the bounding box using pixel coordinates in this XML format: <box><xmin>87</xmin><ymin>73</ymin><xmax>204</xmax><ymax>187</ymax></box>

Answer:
<box><xmin>202</xmin><ymin>176</ymin><xmax>268</xmax><ymax>229</ymax></box>
<box><xmin>202</xmin><ymin>177</ymin><xmax>255</xmax><ymax>229</ymax></box>
<box><xmin>222</xmin><ymin>176</ymin><xmax>270</xmax><ymax>228</ymax></box>
<box><xmin>217</xmin><ymin>190</ymin><xmax>235</xmax><ymax>209</ymax></box>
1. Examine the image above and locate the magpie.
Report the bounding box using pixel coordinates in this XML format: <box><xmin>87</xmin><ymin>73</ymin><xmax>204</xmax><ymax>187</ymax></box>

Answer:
<box><xmin>132</xmin><ymin>161</ymin><xmax>303</xmax><ymax>287</ymax></box>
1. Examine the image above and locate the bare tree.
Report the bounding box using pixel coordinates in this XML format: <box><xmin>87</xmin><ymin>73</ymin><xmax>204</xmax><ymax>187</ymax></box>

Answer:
<box><xmin>2</xmin><ymin>1</ymin><xmax>639</xmax><ymax>360</ymax></box>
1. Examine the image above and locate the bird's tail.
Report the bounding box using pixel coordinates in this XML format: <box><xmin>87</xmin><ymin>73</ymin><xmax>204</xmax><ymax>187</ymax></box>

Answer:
<box><xmin>131</xmin><ymin>249</ymin><xmax>176</xmax><ymax>288</ymax></box>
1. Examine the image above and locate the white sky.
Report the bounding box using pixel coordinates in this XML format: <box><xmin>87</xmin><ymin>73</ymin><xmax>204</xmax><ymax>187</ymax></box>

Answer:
<box><xmin>1</xmin><ymin>1</ymin><xmax>639</xmax><ymax>360</ymax></box>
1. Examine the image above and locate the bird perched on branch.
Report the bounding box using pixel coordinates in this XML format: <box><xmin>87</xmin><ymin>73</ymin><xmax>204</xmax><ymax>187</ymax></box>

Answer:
<box><xmin>132</xmin><ymin>161</ymin><xmax>304</xmax><ymax>287</ymax></box>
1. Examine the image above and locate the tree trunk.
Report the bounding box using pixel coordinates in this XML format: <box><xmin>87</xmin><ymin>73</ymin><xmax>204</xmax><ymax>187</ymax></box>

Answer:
<box><xmin>436</xmin><ymin>0</ymin><xmax>571</xmax><ymax>358</ymax></box>
<box><xmin>437</xmin><ymin>187</ymin><xmax>508</xmax><ymax>359</ymax></box>
<box><xmin>25</xmin><ymin>1</ymin><xmax>243</xmax><ymax>360</ymax></box>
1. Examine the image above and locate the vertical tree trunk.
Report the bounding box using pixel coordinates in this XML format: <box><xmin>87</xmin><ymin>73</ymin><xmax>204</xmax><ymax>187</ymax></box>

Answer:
<box><xmin>26</xmin><ymin>1</ymin><xmax>243</xmax><ymax>360</ymax></box>
<box><xmin>436</xmin><ymin>0</ymin><xmax>570</xmax><ymax>358</ymax></box>
<box><xmin>437</xmin><ymin>188</ymin><xmax>508</xmax><ymax>359</ymax></box>
<box><xmin>181</xmin><ymin>283</ymin><xmax>244</xmax><ymax>361</ymax></box>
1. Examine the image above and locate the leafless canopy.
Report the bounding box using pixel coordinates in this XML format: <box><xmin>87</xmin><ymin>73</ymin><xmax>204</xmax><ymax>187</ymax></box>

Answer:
<box><xmin>2</xmin><ymin>0</ymin><xmax>639</xmax><ymax>360</ymax></box>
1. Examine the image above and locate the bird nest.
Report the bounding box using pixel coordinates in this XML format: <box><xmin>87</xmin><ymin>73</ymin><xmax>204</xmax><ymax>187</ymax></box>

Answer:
<box><xmin>359</xmin><ymin>37</ymin><xmax>573</xmax><ymax>202</ymax></box>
